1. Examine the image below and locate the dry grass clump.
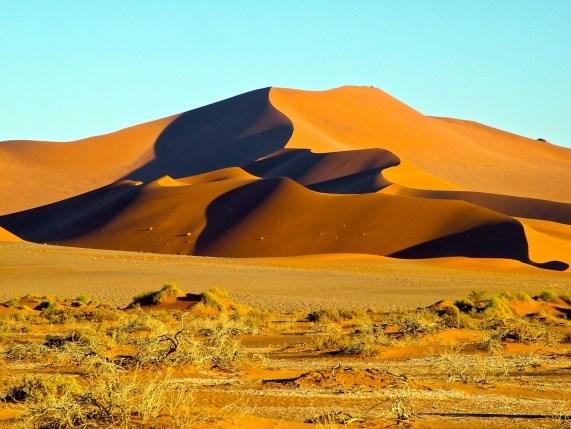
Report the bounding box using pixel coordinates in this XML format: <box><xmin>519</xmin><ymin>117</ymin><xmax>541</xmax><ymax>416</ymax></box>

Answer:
<box><xmin>0</xmin><ymin>318</ymin><xmax>28</xmax><ymax>334</ymax></box>
<box><xmin>306</xmin><ymin>407</ymin><xmax>364</xmax><ymax>426</ymax></box>
<box><xmin>21</xmin><ymin>367</ymin><xmax>196</xmax><ymax>429</ymax></box>
<box><xmin>387</xmin><ymin>382</ymin><xmax>415</xmax><ymax>422</ymax></box>
<box><xmin>34</xmin><ymin>301</ymin><xmax>120</xmax><ymax>325</ymax></box>
<box><xmin>396</xmin><ymin>309</ymin><xmax>439</xmax><ymax>337</ymax></box>
<box><xmin>109</xmin><ymin>312</ymin><xmax>169</xmax><ymax>341</ymax></box>
<box><xmin>132</xmin><ymin>283</ymin><xmax>185</xmax><ymax>306</ymax></box>
<box><xmin>1</xmin><ymin>374</ymin><xmax>81</xmax><ymax>403</ymax></box>
<box><xmin>313</xmin><ymin>319</ymin><xmax>344</xmax><ymax>351</ymax></box>
<box><xmin>535</xmin><ymin>290</ymin><xmax>559</xmax><ymax>303</ymax></box>
<box><xmin>121</xmin><ymin>316</ymin><xmax>244</xmax><ymax>369</ymax></box>
<box><xmin>2</xmin><ymin>342</ymin><xmax>51</xmax><ymax>361</ymax></box>
<box><xmin>307</xmin><ymin>308</ymin><xmax>364</xmax><ymax>324</ymax></box>
<box><xmin>312</xmin><ymin>316</ymin><xmax>390</xmax><ymax>356</ymax></box>
<box><xmin>437</xmin><ymin>348</ymin><xmax>509</xmax><ymax>384</ymax></box>
<box><xmin>493</xmin><ymin>318</ymin><xmax>553</xmax><ymax>344</ymax></box>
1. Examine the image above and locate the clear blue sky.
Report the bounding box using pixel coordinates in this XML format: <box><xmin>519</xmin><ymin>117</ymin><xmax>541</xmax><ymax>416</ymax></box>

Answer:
<box><xmin>1</xmin><ymin>1</ymin><xmax>570</xmax><ymax>147</ymax></box>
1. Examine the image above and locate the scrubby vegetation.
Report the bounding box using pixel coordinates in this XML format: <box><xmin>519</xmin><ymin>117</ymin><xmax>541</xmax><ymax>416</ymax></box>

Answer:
<box><xmin>0</xmin><ymin>287</ymin><xmax>569</xmax><ymax>428</ymax></box>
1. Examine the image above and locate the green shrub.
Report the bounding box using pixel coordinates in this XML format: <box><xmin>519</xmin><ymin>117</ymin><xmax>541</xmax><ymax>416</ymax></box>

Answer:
<box><xmin>536</xmin><ymin>290</ymin><xmax>558</xmax><ymax>302</ymax></box>
<box><xmin>75</xmin><ymin>295</ymin><xmax>91</xmax><ymax>306</ymax></box>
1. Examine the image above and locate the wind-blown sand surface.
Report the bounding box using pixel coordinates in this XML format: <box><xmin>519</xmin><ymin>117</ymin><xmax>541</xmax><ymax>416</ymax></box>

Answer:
<box><xmin>0</xmin><ymin>85</ymin><xmax>570</xmax><ymax>304</ymax></box>
<box><xmin>1</xmin><ymin>242</ymin><xmax>569</xmax><ymax>310</ymax></box>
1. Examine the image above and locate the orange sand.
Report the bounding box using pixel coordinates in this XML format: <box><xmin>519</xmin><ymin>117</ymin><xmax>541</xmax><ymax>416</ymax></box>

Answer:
<box><xmin>0</xmin><ymin>86</ymin><xmax>569</xmax><ymax>271</ymax></box>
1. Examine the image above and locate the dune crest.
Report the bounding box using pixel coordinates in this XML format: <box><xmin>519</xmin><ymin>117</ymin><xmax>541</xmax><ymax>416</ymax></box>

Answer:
<box><xmin>0</xmin><ymin>85</ymin><xmax>569</xmax><ymax>270</ymax></box>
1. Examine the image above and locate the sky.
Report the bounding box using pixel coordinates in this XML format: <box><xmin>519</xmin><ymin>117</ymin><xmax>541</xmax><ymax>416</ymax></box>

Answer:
<box><xmin>1</xmin><ymin>1</ymin><xmax>570</xmax><ymax>147</ymax></box>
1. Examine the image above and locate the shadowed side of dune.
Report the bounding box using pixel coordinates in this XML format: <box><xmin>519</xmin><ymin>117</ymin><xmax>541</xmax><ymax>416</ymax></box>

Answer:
<box><xmin>194</xmin><ymin>178</ymin><xmax>282</xmax><ymax>255</ymax></box>
<box><xmin>126</xmin><ymin>88</ymin><xmax>293</xmax><ymax>182</ymax></box>
<box><xmin>244</xmin><ymin>148</ymin><xmax>399</xmax><ymax>193</ymax></box>
<box><xmin>390</xmin><ymin>222</ymin><xmax>568</xmax><ymax>271</ymax></box>
<box><xmin>395</xmin><ymin>188</ymin><xmax>571</xmax><ymax>225</ymax></box>
<box><xmin>306</xmin><ymin>168</ymin><xmax>388</xmax><ymax>194</ymax></box>
<box><xmin>0</xmin><ymin>182</ymin><xmax>142</xmax><ymax>242</ymax></box>
<box><xmin>193</xmin><ymin>178</ymin><xmax>562</xmax><ymax>269</ymax></box>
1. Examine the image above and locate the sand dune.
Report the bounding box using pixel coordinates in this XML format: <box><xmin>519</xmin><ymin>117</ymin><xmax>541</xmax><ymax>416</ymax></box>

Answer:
<box><xmin>244</xmin><ymin>148</ymin><xmax>398</xmax><ymax>193</ymax></box>
<box><xmin>0</xmin><ymin>85</ymin><xmax>569</xmax><ymax>271</ymax></box>
<box><xmin>0</xmin><ymin>88</ymin><xmax>291</xmax><ymax>215</ymax></box>
<box><xmin>270</xmin><ymin>86</ymin><xmax>571</xmax><ymax>202</ymax></box>
<box><xmin>385</xmin><ymin>185</ymin><xmax>571</xmax><ymax>225</ymax></box>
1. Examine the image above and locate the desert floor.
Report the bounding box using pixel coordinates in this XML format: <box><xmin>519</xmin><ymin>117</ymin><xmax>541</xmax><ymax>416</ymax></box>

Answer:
<box><xmin>0</xmin><ymin>286</ymin><xmax>570</xmax><ymax>429</ymax></box>
<box><xmin>1</xmin><ymin>242</ymin><xmax>570</xmax><ymax>312</ymax></box>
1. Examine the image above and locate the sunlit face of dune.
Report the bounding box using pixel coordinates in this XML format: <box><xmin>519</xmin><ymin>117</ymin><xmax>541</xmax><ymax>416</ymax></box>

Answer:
<box><xmin>269</xmin><ymin>86</ymin><xmax>571</xmax><ymax>203</ymax></box>
<box><xmin>0</xmin><ymin>85</ymin><xmax>569</xmax><ymax>271</ymax></box>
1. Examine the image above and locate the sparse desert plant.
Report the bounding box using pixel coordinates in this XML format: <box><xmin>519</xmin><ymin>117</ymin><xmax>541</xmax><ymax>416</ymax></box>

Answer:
<box><xmin>127</xmin><ymin>316</ymin><xmax>244</xmax><ymax>369</ymax></box>
<box><xmin>477</xmin><ymin>335</ymin><xmax>504</xmax><ymax>354</ymax></box>
<box><xmin>132</xmin><ymin>283</ymin><xmax>184</xmax><ymax>306</ymax></box>
<box><xmin>306</xmin><ymin>407</ymin><xmax>363</xmax><ymax>426</ymax></box>
<box><xmin>397</xmin><ymin>310</ymin><xmax>439</xmax><ymax>337</ymax></box>
<box><xmin>438</xmin><ymin>307</ymin><xmax>479</xmax><ymax>330</ymax></box>
<box><xmin>537</xmin><ymin>290</ymin><xmax>558</xmax><ymax>302</ymax></box>
<box><xmin>3</xmin><ymin>343</ymin><xmax>51</xmax><ymax>361</ymax></box>
<box><xmin>23</xmin><ymin>369</ymin><xmax>174</xmax><ymax>429</ymax></box>
<box><xmin>314</xmin><ymin>320</ymin><xmax>344</xmax><ymax>351</ymax></box>
<box><xmin>514</xmin><ymin>291</ymin><xmax>532</xmax><ymax>301</ymax></box>
<box><xmin>510</xmin><ymin>354</ymin><xmax>542</xmax><ymax>372</ymax></box>
<box><xmin>340</xmin><ymin>336</ymin><xmax>377</xmax><ymax>356</ymax></box>
<box><xmin>437</xmin><ymin>349</ymin><xmax>508</xmax><ymax>384</ymax></box>
<box><xmin>468</xmin><ymin>289</ymin><xmax>486</xmax><ymax>303</ymax></box>
<box><xmin>81</xmin><ymin>306</ymin><xmax>121</xmax><ymax>322</ymax></box>
<box><xmin>0</xmin><ymin>318</ymin><xmax>28</xmax><ymax>334</ymax></box>
<box><xmin>387</xmin><ymin>381</ymin><xmax>414</xmax><ymax>422</ymax></box>
<box><xmin>75</xmin><ymin>294</ymin><xmax>91</xmax><ymax>306</ymax></box>
<box><xmin>4</xmin><ymin>297</ymin><xmax>19</xmax><ymax>307</ymax></box>
<box><xmin>453</xmin><ymin>298</ymin><xmax>475</xmax><ymax>313</ymax></box>
<box><xmin>495</xmin><ymin>318</ymin><xmax>551</xmax><ymax>344</ymax></box>
<box><xmin>1</xmin><ymin>374</ymin><xmax>81</xmax><ymax>403</ymax></box>
<box><xmin>41</xmin><ymin>307</ymin><xmax>72</xmax><ymax>324</ymax></box>
<box><xmin>308</xmin><ymin>308</ymin><xmax>342</xmax><ymax>323</ymax></box>
<box><xmin>482</xmin><ymin>295</ymin><xmax>514</xmax><ymax>318</ymax></box>
<box><xmin>109</xmin><ymin>312</ymin><xmax>169</xmax><ymax>344</ymax></box>
<box><xmin>200</xmin><ymin>290</ymin><xmax>224</xmax><ymax>311</ymax></box>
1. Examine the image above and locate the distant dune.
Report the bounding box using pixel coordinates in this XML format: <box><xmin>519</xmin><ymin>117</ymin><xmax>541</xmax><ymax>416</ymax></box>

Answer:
<box><xmin>0</xmin><ymin>86</ymin><xmax>569</xmax><ymax>271</ymax></box>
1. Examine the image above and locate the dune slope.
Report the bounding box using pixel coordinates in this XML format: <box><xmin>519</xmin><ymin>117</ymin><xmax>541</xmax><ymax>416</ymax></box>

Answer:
<box><xmin>0</xmin><ymin>85</ymin><xmax>569</xmax><ymax>271</ymax></box>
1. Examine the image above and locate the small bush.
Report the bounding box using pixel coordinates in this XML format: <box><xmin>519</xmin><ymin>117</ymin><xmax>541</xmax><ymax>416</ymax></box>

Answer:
<box><xmin>437</xmin><ymin>350</ymin><xmax>507</xmax><ymax>384</ymax></box>
<box><xmin>2</xmin><ymin>374</ymin><xmax>81</xmax><ymax>403</ymax></box>
<box><xmin>23</xmin><ymin>369</ymin><xmax>174</xmax><ymax>429</ymax></box>
<box><xmin>398</xmin><ymin>310</ymin><xmax>439</xmax><ymax>337</ymax></box>
<box><xmin>495</xmin><ymin>319</ymin><xmax>550</xmax><ymax>344</ymax></box>
<box><xmin>0</xmin><ymin>318</ymin><xmax>28</xmax><ymax>334</ymax></box>
<box><xmin>5</xmin><ymin>297</ymin><xmax>19</xmax><ymax>307</ymax></box>
<box><xmin>536</xmin><ymin>290</ymin><xmax>558</xmax><ymax>302</ymax></box>
<box><xmin>132</xmin><ymin>283</ymin><xmax>184</xmax><ymax>306</ymax></box>
<box><xmin>74</xmin><ymin>294</ymin><xmax>91</xmax><ymax>306</ymax></box>
<box><xmin>200</xmin><ymin>290</ymin><xmax>224</xmax><ymax>311</ymax></box>
<box><xmin>482</xmin><ymin>295</ymin><xmax>514</xmax><ymax>319</ymax></box>
<box><xmin>468</xmin><ymin>290</ymin><xmax>486</xmax><ymax>303</ymax></box>
<box><xmin>314</xmin><ymin>321</ymin><xmax>343</xmax><ymax>351</ymax></box>
<box><xmin>453</xmin><ymin>298</ymin><xmax>475</xmax><ymax>313</ymax></box>
<box><xmin>41</xmin><ymin>307</ymin><xmax>72</xmax><ymax>324</ymax></box>
<box><xmin>3</xmin><ymin>343</ymin><xmax>52</xmax><ymax>361</ymax></box>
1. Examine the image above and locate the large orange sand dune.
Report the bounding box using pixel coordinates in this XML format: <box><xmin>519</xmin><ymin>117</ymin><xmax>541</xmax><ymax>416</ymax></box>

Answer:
<box><xmin>0</xmin><ymin>86</ymin><xmax>569</xmax><ymax>271</ymax></box>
